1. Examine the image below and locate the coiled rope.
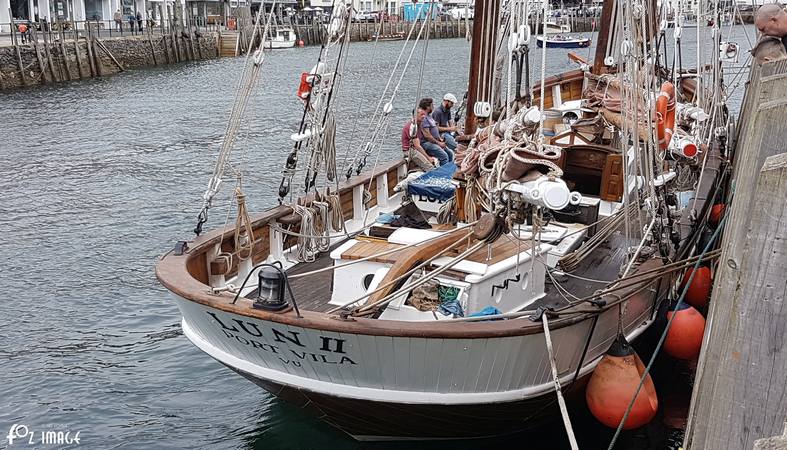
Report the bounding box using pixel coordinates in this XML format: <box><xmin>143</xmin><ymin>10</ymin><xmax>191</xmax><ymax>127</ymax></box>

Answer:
<box><xmin>234</xmin><ymin>186</ymin><xmax>255</xmax><ymax>260</ymax></box>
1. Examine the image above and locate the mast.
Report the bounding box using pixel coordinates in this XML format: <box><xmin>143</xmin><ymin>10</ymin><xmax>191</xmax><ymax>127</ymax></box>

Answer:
<box><xmin>464</xmin><ymin>0</ymin><xmax>500</xmax><ymax>135</ymax></box>
<box><xmin>592</xmin><ymin>0</ymin><xmax>659</xmax><ymax>74</ymax></box>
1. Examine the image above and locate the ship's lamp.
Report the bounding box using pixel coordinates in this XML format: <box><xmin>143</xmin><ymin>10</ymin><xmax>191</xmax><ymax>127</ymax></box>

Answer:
<box><xmin>253</xmin><ymin>265</ymin><xmax>289</xmax><ymax>312</ymax></box>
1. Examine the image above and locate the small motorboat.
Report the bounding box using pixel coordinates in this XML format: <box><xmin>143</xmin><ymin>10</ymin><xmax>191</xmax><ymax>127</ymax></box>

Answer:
<box><xmin>368</xmin><ymin>32</ymin><xmax>405</xmax><ymax>42</ymax></box>
<box><xmin>266</xmin><ymin>27</ymin><xmax>297</xmax><ymax>49</ymax></box>
<box><xmin>536</xmin><ymin>35</ymin><xmax>591</xmax><ymax>48</ymax></box>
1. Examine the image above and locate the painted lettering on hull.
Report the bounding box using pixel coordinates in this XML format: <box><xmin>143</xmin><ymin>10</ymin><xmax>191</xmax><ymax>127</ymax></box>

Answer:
<box><xmin>206</xmin><ymin>311</ymin><xmax>357</xmax><ymax>366</ymax></box>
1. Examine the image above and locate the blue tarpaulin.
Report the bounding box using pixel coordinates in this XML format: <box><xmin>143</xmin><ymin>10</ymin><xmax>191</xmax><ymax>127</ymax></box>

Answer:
<box><xmin>407</xmin><ymin>162</ymin><xmax>457</xmax><ymax>202</ymax></box>
<box><xmin>403</xmin><ymin>3</ymin><xmax>440</xmax><ymax>21</ymax></box>
<box><xmin>469</xmin><ymin>306</ymin><xmax>502</xmax><ymax>318</ymax></box>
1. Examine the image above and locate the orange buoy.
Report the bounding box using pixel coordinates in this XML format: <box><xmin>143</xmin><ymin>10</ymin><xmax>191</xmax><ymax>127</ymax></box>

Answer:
<box><xmin>586</xmin><ymin>335</ymin><xmax>659</xmax><ymax>430</ymax></box>
<box><xmin>709</xmin><ymin>203</ymin><xmax>726</xmax><ymax>226</ymax></box>
<box><xmin>297</xmin><ymin>39</ymin><xmax>305</xmax><ymax>47</ymax></box>
<box><xmin>680</xmin><ymin>266</ymin><xmax>712</xmax><ymax>309</ymax></box>
<box><xmin>656</xmin><ymin>82</ymin><xmax>676</xmax><ymax>150</ymax></box>
<box><xmin>664</xmin><ymin>302</ymin><xmax>706</xmax><ymax>360</ymax></box>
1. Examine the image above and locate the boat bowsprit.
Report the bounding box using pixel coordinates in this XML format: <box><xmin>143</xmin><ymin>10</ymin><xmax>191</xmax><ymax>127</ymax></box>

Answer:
<box><xmin>536</xmin><ymin>35</ymin><xmax>592</xmax><ymax>48</ymax></box>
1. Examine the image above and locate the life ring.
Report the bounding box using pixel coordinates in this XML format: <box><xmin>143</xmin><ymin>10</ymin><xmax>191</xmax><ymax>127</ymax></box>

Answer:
<box><xmin>656</xmin><ymin>81</ymin><xmax>676</xmax><ymax>150</ymax></box>
<box><xmin>296</xmin><ymin>72</ymin><xmax>312</xmax><ymax>101</ymax></box>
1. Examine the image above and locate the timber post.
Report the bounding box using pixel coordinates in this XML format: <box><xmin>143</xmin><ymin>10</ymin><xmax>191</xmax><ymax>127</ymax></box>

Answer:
<box><xmin>31</xmin><ymin>26</ymin><xmax>51</xmax><ymax>84</ymax></box>
<box><xmin>41</xmin><ymin>22</ymin><xmax>60</xmax><ymax>82</ymax></box>
<box><xmin>10</xmin><ymin>10</ymin><xmax>29</xmax><ymax>86</ymax></box>
<box><xmin>73</xmin><ymin>23</ymin><xmax>85</xmax><ymax>79</ymax></box>
<box><xmin>58</xmin><ymin>19</ymin><xmax>73</xmax><ymax>81</ymax></box>
<box><xmin>685</xmin><ymin>59</ymin><xmax>787</xmax><ymax>449</ymax></box>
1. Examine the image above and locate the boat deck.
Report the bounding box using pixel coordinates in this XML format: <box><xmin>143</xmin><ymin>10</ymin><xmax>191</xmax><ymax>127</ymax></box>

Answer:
<box><xmin>282</xmin><ymin>224</ymin><xmax>638</xmax><ymax>316</ymax></box>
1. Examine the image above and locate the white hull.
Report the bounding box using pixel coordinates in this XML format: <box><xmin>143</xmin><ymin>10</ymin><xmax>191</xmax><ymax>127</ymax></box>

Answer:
<box><xmin>173</xmin><ymin>287</ymin><xmax>656</xmax><ymax>405</ymax></box>
<box><xmin>544</xmin><ymin>22</ymin><xmax>571</xmax><ymax>34</ymax></box>
<box><xmin>266</xmin><ymin>39</ymin><xmax>297</xmax><ymax>49</ymax></box>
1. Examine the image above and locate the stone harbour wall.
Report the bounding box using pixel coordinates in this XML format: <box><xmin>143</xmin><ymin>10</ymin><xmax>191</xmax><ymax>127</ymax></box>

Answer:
<box><xmin>0</xmin><ymin>32</ymin><xmax>218</xmax><ymax>90</ymax></box>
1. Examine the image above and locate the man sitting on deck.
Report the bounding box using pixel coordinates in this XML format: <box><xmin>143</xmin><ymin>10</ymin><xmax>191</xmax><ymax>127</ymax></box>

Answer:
<box><xmin>755</xmin><ymin>3</ymin><xmax>787</xmax><ymax>51</ymax></box>
<box><xmin>432</xmin><ymin>93</ymin><xmax>460</xmax><ymax>152</ymax></box>
<box><xmin>418</xmin><ymin>98</ymin><xmax>454</xmax><ymax>166</ymax></box>
<box><xmin>401</xmin><ymin>108</ymin><xmax>435</xmax><ymax>172</ymax></box>
<box><xmin>752</xmin><ymin>35</ymin><xmax>787</xmax><ymax>65</ymax></box>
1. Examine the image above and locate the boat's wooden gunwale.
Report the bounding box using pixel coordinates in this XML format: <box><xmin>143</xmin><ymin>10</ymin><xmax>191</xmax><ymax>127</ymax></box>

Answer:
<box><xmin>157</xmin><ymin>243</ymin><xmax>664</xmax><ymax>339</ymax></box>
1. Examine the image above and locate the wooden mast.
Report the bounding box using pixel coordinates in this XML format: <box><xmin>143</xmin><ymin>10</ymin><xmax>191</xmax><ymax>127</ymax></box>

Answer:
<box><xmin>464</xmin><ymin>0</ymin><xmax>500</xmax><ymax>136</ymax></box>
<box><xmin>592</xmin><ymin>0</ymin><xmax>615</xmax><ymax>74</ymax></box>
<box><xmin>592</xmin><ymin>0</ymin><xmax>659</xmax><ymax>74</ymax></box>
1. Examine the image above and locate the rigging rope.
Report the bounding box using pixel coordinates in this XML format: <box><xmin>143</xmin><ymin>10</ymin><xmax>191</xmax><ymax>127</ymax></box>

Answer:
<box><xmin>233</xmin><ymin>186</ymin><xmax>255</xmax><ymax>260</ymax></box>
<box><xmin>194</xmin><ymin>4</ymin><xmax>276</xmax><ymax>235</ymax></box>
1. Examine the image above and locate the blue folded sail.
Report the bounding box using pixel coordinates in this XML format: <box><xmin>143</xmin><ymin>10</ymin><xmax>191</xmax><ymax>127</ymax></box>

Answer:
<box><xmin>407</xmin><ymin>162</ymin><xmax>458</xmax><ymax>202</ymax></box>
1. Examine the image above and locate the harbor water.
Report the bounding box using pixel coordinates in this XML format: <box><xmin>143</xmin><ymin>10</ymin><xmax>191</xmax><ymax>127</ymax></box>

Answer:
<box><xmin>0</xmin><ymin>28</ymin><xmax>752</xmax><ymax>449</ymax></box>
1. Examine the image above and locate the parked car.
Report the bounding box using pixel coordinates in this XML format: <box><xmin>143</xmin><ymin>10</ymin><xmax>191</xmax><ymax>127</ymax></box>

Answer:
<box><xmin>353</xmin><ymin>10</ymin><xmax>380</xmax><ymax>22</ymax></box>
<box><xmin>447</xmin><ymin>7</ymin><xmax>474</xmax><ymax>20</ymax></box>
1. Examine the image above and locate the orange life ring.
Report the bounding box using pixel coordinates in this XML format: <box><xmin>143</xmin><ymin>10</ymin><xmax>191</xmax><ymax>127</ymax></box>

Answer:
<box><xmin>656</xmin><ymin>81</ymin><xmax>676</xmax><ymax>150</ymax></box>
<box><xmin>296</xmin><ymin>72</ymin><xmax>312</xmax><ymax>100</ymax></box>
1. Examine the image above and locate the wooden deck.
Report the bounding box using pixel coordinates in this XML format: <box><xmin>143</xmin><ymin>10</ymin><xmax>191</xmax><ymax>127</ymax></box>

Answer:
<box><xmin>280</xmin><ymin>222</ymin><xmax>640</xmax><ymax>315</ymax></box>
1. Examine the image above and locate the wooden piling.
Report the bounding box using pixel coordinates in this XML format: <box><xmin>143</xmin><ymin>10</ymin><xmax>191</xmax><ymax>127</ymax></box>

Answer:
<box><xmin>147</xmin><ymin>27</ymin><xmax>158</xmax><ymax>66</ymax></box>
<box><xmin>84</xmin><ymin>35</ymin><xmax>96</xmax><ymax>77</ymax></box>
<box><xmin>31</xmin><ymin>29</ymin><xmax>50</xmax><ymax>84</ymax></box>
<box><xmin>95</xmin><ymin>39</ymin><xmax>124</xmax><ymax>72</ymax></box>
<box><xmin>172</xmin><ymin>28</ymin><xmax>181</xmax><ymax>62</ymax></box>
<box><xmin>10</xmin><ymin>13</ymin><xmax>29</xmax><ymax>86</ymax></box>
<box><xmin>686</xmin><ymin>59</ymin><xmax>787</xmax><ymax>449</ymax></box>
<box><xmin>58</xmin><ymin>21</ymin><xmax>73</xmax><ymax>81</ymax></box>
<box><xmin>41</xmin><ymin>25</ymin><xmax>60</xmax><ymax>82</ymax></box>
<box><xmin>73</xmin><ymin>26</ymin><xmax>85</xmax><ymax>79</ymax></box>
<box><xmin>90</xmin><ymin>36</ymin><xmax>104</xmax><ymax>77</ymax></box>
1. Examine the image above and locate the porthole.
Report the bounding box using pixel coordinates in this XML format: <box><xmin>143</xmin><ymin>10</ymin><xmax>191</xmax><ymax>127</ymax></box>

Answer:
<box><xmin>362</xmin><ymin>274</ymin><xmax>375</xmax><ymax>290</ymax></box>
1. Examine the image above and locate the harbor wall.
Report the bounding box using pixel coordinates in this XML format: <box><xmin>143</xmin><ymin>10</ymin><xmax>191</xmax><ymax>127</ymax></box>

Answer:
<box><xmin>292</xmin><ymin>18</ymin><xmax>606</xmax><ymax>46</ymax></box>
<box><xmin>0</xmin><ymin>32</ymin><xmax>218</xmax><ymax>90</ymax></box>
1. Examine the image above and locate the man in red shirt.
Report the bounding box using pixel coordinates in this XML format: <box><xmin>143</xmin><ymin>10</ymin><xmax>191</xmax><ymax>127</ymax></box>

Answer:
<box><xmin>401</xmin><ymin>108</ymin><xmax>435</xmax><ymax>172</ymax></box>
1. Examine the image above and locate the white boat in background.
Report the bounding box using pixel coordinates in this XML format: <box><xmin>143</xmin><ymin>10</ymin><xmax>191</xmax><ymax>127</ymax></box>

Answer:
<box><xmin>544</xmin><ymin>20</ymin><xmax>571</xmax><ymax>34</ymax></box>
<box><xmin>266</xmin><ymin>27</ymin><xmax>297</xmax><ymax>48</ymax></box>
<box><xmin>536</xmin><ymin>34</ymin><xmax>591</xmax><ymax>48</ymax></box>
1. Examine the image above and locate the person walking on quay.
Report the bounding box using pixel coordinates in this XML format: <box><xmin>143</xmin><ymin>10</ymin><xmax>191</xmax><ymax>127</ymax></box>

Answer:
<box><xmin>114</xmin><ymin>9</ymin><xmax>123</xmax><ymax>31</ymax></box>
<box><xmin>128</xmin><ymin>14</ymin><xmax>136</xmax><ymax>32</ymax></box>
<box><xmin>17</xmin><ymin>22</ymin><xmax>29</xmax><ymax>44</ymax></box>
<box><xmin>136</xmin><ymin>11</ymin><xmax>143</xmax><ymax>32</ymax></box>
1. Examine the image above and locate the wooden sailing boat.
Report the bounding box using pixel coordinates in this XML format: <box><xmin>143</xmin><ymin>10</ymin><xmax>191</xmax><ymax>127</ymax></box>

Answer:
<box><xmin>156</xmin><ymin>0</ymin><xmax>729</xmax><ymax>440</ymax></box>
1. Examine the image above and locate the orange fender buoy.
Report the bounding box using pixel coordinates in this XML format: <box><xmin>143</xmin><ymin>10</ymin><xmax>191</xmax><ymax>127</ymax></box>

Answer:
<box><xmin>656</xmin><ymin>82</ymin><xmax>676</xmax><ymax>151</ymax></box>
<box><xmin>586</xmin><ymin>335</ymin><xmax>659</xmax><ymax>430</ymax></box>
<box><xmin>297</xmin><ymin>39</ymin><xmax>305</xmax><ymax>47</ymax></box>
<box><xmin>664</xmin><ymin>302</ymin><xmax>706</xmax><ymax>360</ymax></box>
<box><xmin>709</xmin><ymin>203</ymin><xmax>726</xmax><ymax>226</ymax></box>
<box><xmin>680</xmin><ymin>266</ymin><xmax>712</xmax><ymax>309</ymax></box>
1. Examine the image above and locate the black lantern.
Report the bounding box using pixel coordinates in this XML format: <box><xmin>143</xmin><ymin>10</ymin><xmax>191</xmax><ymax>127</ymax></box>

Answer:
<box><xmin>253</xmin><ymin>265</ymin><xmax>289</xmax><ymax>311</ymax></box>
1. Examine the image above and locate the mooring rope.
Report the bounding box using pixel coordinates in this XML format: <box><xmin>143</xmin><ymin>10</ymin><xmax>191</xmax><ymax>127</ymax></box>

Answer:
<box><xmin>543</xmin><ymin>314</ymin><xmax>580</xmax><ymax>450</ymax></box>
